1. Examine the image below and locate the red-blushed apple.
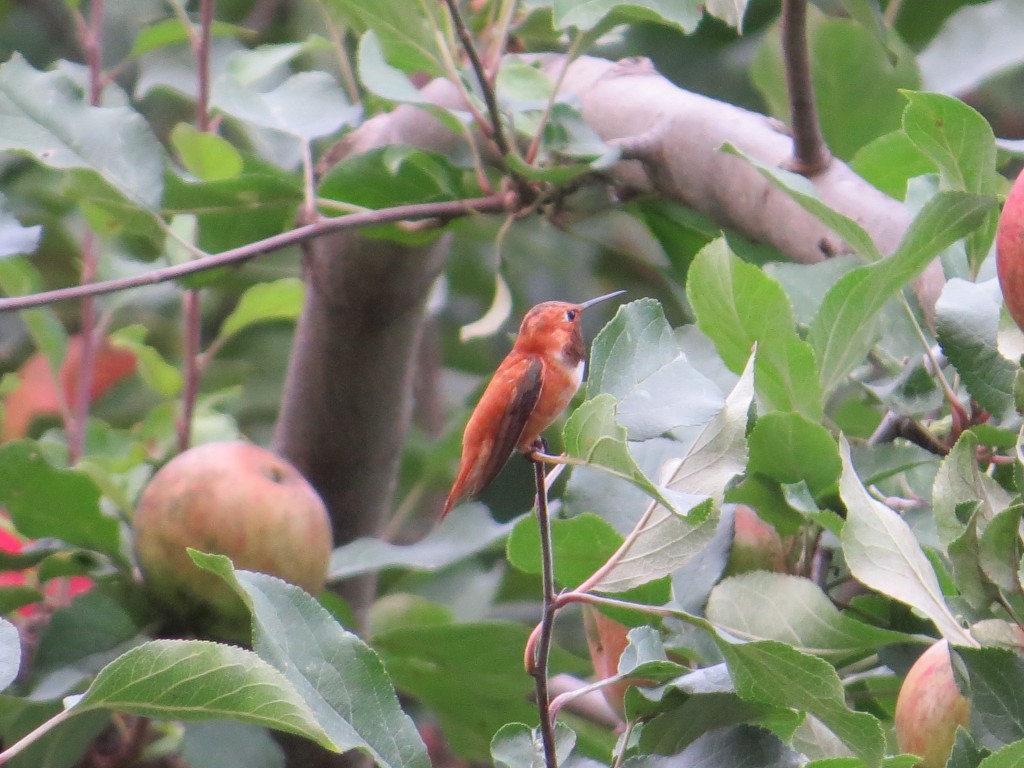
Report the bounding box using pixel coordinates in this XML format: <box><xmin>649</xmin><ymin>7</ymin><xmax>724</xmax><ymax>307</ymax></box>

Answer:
<box><xmin>582</xmin><ymin>604</ymin><xmax>633</xmax><ymax>718</ymax></box>
<box><xmin>724</xmin><ymin>504</ymin><xmax>788</xmax><ymax>576</ymax></box>
<box><xmin>894</xmin><ymin>640</ymin><xmax>971</xmax><ymax>768</ymax></box>
<box><xmin>133</xmin><ymin>441</ymin><xmax>333</xmax><ymax>638</ymax></box>
<box><xmin>2</xmin><ymin>335</ymin><xmax>136</xmax><ymax>441</ymax></box>
<box><xmin>997</xmin><ymin>165</ymin><xmax>1024</xmax><ymax>332</ymax></box>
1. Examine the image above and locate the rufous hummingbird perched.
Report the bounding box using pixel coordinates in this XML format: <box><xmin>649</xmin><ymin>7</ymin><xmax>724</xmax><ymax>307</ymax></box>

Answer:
<box><xmin>442</xmin><ymin>291</ymin><xmax>626</xmax><ymax>518</ymax></box>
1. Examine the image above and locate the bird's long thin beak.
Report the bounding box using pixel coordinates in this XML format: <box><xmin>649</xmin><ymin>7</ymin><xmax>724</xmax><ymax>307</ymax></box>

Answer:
<box><xmin>579</xmin><ymin>290</ymin><xmax>626</xmax><ymax>310</ymax></box>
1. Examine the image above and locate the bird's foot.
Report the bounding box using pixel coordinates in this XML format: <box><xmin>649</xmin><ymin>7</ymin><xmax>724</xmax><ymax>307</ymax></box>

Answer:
<box><xmin>528</xmin><ymin>438</ymin><xmax>570</xmax><ymax>465</ymax></box>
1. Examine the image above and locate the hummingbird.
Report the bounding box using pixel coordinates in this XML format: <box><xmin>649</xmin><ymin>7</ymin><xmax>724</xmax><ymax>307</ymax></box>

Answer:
<box><xmin>441</xmin><ymin>290</ymin><xmax>626</xmax><ymax>518</ymax></box>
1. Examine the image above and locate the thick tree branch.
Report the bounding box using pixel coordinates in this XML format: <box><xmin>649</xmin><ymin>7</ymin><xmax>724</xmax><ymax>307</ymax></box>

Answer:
<box><xmin>273</xmin><ymin>77</ymin><xmax>485</xmax><ymax>654</ymax></box>
<box><xmin>532</xmin><ymin>54</ymin><xmax>943</xmax><ymax>312</ymax></box>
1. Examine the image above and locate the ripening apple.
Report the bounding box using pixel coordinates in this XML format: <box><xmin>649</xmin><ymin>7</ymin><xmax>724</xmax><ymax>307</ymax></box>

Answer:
<box><xmin>997</xmin><ymin>165</ymin><xmax>1024</xmax><ymax>332</ymax></box>
<box><xmin>723</xmin><ymin>504</ymin><xmax>788</xmax><ymax>576</ymax></box>
<box><xmin>582</xmin><ymin>604</ymin><xmax>634</xmax><ymax>717</ymax></box>
<box><xmin>894</xmin><ymin>640</ymin><xmax>971</xmax><ymax>768</ymax></box>
<box><xmin>2</xmin><ymin>334</ymin><xmax>136</xmax><ymax>441</ymax></box>
<box><xmin>133</xmin><ymin>441</ymin><xmax>333</xmax><ymax>638</ymax></box>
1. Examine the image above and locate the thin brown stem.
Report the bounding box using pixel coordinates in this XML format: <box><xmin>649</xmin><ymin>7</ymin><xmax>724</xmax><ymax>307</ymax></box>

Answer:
<box><xmin>69</xmin><ymin>233</ymin><xmax>99</xmax><ymax>463</ymax></box>
<box><xmin>529</xmin><ymin>455</ymin><xmax>559</xmax><ymax>768</ymax></box>
<box><xmin>194</xmin><ymin>0</ymin><xmax>214</xmax><ymax>132</ymax></box>
<box><xmin>176</xmin><ymin>0</ymin><xmax>216</xmax><ymax>450</ymax></box>
<box><xmin>441</xmin><ymin>0</ymin><xmax>511</xmax><ymax>159</ymax></box>
<box><xmin>316</xmin><ymin>0</ymin><xmax>359</xmax><ymax>103</ymax></box>
<box><xmin>176</xmin><ymin>291</ymin><xmax>202</xmax><ymax>451</ymax></box>
<box><xmin>69</xmin><ymin>0</ymin><xmax>105</xmax><ymax>463</ymax></box>
<box><xmin>85</xmin><ymin>0</ymin><xmax>103</xmax><ymax>104</ymax></box>
<box><xmin>0</xmin><ymin>196</ymin><xmax>509</xmax><ymax>312</ymax></box>
<box><xmin>780</xmin><ymin>0</ymin><xmax>830</xmax><ymax>174</ymax></box>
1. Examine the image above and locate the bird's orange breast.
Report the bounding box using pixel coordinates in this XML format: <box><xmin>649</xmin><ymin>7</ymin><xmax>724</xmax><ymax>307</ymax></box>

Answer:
<box><xmin>517</xmin><ymin>356</ymin><xmax>584</xmax><ymax>452</ymax></box>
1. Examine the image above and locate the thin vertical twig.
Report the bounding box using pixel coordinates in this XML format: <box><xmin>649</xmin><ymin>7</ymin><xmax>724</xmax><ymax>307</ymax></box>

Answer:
<box><xmin>529</xmin><ymin>456</ymin><xmax>560</xmax><ymax>768</ymax></box>
<box><xmin>780</xmin><ymin>0</ymin><xmax>830</xmax><ymax>174</ymax></box>
<box><xmin>69</xmin><ymin>0</ymin><xmax>106</xmax><ymax>463</ymax></box>
<box><xmin>440</xmin><ymin>0</ymin><xmax>511</xmax><ymax>159</ymax></box>
<box><xmin>194</xmin><ymin>0</ymin><xmax>214</xmax><ymax>133</ymax></box>
<box><xmin>177</xmin><ymin>0</ymin><xmax>215</xmax><ymax>451</ymax></box>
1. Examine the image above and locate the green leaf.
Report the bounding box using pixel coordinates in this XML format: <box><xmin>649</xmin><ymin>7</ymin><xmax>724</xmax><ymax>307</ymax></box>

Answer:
<box><xmin>764</xmin><ymin>256</ymin><xmax>860</xmax><ymax>327</ymax></box>
<box><xmin>75</xmin><ymin>640</ymin><xmax>335</xmax><ymax>748</ymax></box>
<box><xmin>355</xmin><ymin>32</ymin><xmax>467</xmax><ymax>135</ymax></box>
<box><xmin>850</xmin><ymin>442</ymin><xmax>939</xmax><ymax>486</ymax></box>
<box><xmin>838</xmin><ymin>437</ymin><xmax>974</xmax><ymax>645</ymax></box>
<box><xmin>687</xmin><ymin>238</ymin><xmax>823</xmax><ymax>419</ymax></box>
<box><xmin>747</xmin><ymin>412</ymin><xmax>840</xmax><ymax>497</ymax></box>
<box><xmin>587</xmin><ymin>299</ymin><xmax>724</xmax><ymax>440</ymax></box>
<box><xmin>212</xmin><ymin>72</ymin><xmax>360</xmax><ymax>141</ymax></box>
<box><xmin>978</xmin><ymin>739</ymin><xmax>1024</xmax><ymax>768</ymax></box>
<box><xmin>129</xmin><ymin>18</ymin><xmax>249</xmax><ymax>58</ymax></box>
<box><xmin>617</xmin><ymin>626</ymin><xmax>687</xmax><ymax>680</ymax></box>
<box><xmin>552</xmin><ymin>0</ymin><xmax>702</xmax><ymax>33</ymax></box>
<box><xmin>588</xmin><ymin>353</ymin><xmax>754</xmax><ymax>592</ymax></box>
<box><xmin>838</xmin><ymin>0</ymin><xmax>898</xmax><ymax>64</ymax></box>
<box><xmin>0</xmin><ymin>587</ymin><xmax>43</xmax><ymax>616</ymax></box>
<box><xmin>195</xmin><ymin>555</ymin><xmax>430</xmax><ymax>768</ymax></box>
<box><xmin>215</xmin><ymin>278</ymin><xmax>305</xmax><ymax>348</ymax></box>
<box><xmin>902</xmin><ymin>92</ymin><xmax>997</xmax><ymax>195</ymax></box>
<box><xmin>328</xmin><ymin>0</ymin><xmax>446</xmax><ymax>76</ymax></box>
<box><xmin>33</xmin><ymin>590</ymin><xmax>140</xmax><ymax>677</ymax></box>
<box><xmin>110</xmin><ymin>325</ymin><xmax>182</xmax><ymax>399</ymax></box>
<box><xmin>329</xmin><ymin>504</ymin><xmax>516</xmax><ymax>580</ymax></box>
<box><xmin>0</xmin><ymin>699</ymin><xmax>110</xmax><ymax>768</ymax></box>
<box><xmin>0</xmin><ymin>618</ymin><xmax>20</xmax><ymax>693</ymax></box>
<box><xmin>506</xmin><ymin>513</ymin><xmax>671</xmax><ymax>609</ymax></box>
<box><xmin>0</xmin><ymin>195</ymin><xmax>41</xmax><ymax>259</ymax></box>
<box><xmin>935</xmin><ymin>279</ymin><xmax>1015</xmax><ymax>419</ymax></box>
<box><xmin>224</xmin><ymin>40</ymin><xmax>332</xmax><ymax>85</ymax></box>
<box><xmin>564</xmin><ymin>394</ymin><xmax>703</xmax><ymax>520</ymax></box>
<box><xmin>641</xmin><ymin>700</ymin><xmax>788</xmax><ymax>757</ymax></box>
<box><xmin>171</xmin><ymin>123</ymin><xmax>244</xmax><ymax>182</ymax></box>
<box><xmin>978</xmin><ymin>506</ymin><xmax>1024</xmax><ymax>595</ymax></box>
<box><xmin>704</xmin><ymin>0</ymin><xmax>750</xmax><ymax>30</ymax></box>
<box><xmin>318</xmin><ymin>146</ymin><xmax>465</xmax><ymax>222</ymax></box>
<box><xmin>162</xmin><ymin>166</ymin><xmax>302</xmax><ymax>253</ymax></box>
<box><xmin>947</xmin><ymin>729</ymin><xmax>985</xmax><ymax>768</ymax></box>
<box><xmin>0</xmin><ymin>442</ymin><xmax>122</xmax><ymax>561</ymax></box>
<box><xmin>0</xmin><ymin>54</ymin><xmax>164</xmax><ymax>209</ymax></box>
<box><xmin>495</xmin><ymin>59</ymin><xmax>554</xmax><ymax>109</ymax></box>
<box><xmin>932</xmin><ymin>431</ymin><xmax>1012</xmax><ymax>548</ymax></box>
<box><xmin>506</xmin><ymin>513</ymin><xmax>622</xmax><ymax>589</ymax></box>
<box><xmin>958</xmin><ymin>646</ymin><xmax>1024</xmax><ymax>748</ymax></box>
<box><xmin>491</xmin><ymin>722</ymin><xmax>575</xmax><ymax>768</ymax></box>
<box><xmin>660</xmin><ymin>725</ymin><xmax>803</xmax><ymax>766</ymax></box>
<box><xmin>902</xmin><ymin>92</ymin><xmax>998</xmax><ymax>265</ymax></box>
<box><xmin>504</xmin><ymin>147</ymin><xmax>614</xmax><ymax>185</ymax></box>
<box><xmin>809</xmin><ymin>191</ymin><xmax>997</xmax><ymax>396</ymax></box>
<box><xmin>180</xmin><ymin>721</ymin><xmax>285</xmax><ymax>768</ymax></box>
<box><xmin>851</xmin><ymin>130</ymin><xmax>935</xmax><ymax>200</ymax></box>
<box><xmin>706</xmin><ymin>573</ymin><xmax>912</xmax><ymax>658</ymax></box>
<box><xmin>374</xmin><ymin>622</ymin><xmax>586</xmax><ymax>759</ymax></box>
<box><xmin>716</xmin><ymin>639</ymin><xmax>885</xmax><ymax>766</ymax></box>
<box><xmin>0</xmin><ymin>257</ymin><xmax>68</xmax><ymax>378</ymax></box>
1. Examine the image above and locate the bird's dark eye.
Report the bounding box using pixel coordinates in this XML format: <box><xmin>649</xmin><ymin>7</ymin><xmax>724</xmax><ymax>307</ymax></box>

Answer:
<box><xmin>565</xmin><ymin>309</ymin><xmax>578</xmax><ymax>322</ymax></box>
